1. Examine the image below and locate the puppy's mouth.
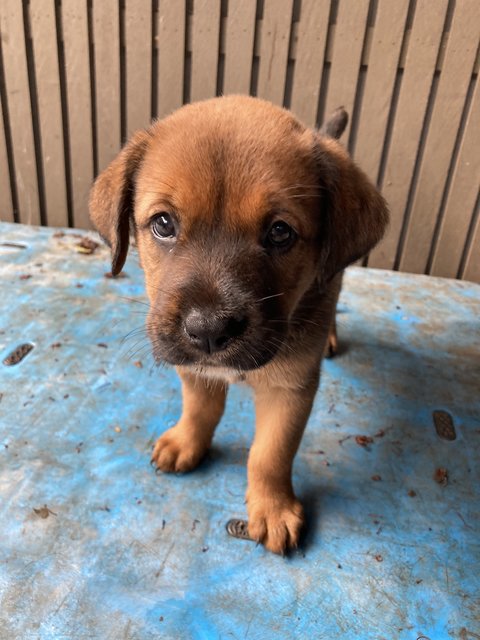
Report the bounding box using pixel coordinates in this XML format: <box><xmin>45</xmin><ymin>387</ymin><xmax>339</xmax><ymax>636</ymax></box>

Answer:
<box><xmin>147</xmin><ymin>313</ymin><xmax>285</xmax><ymax>371</ymax></box>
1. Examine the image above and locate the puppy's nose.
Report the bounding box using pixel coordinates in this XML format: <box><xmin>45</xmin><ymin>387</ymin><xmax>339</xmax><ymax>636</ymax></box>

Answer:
<box><xmin>184</xmin><ymin>309</ymin><xmax>247</xmax><ymax>354</ymax></box>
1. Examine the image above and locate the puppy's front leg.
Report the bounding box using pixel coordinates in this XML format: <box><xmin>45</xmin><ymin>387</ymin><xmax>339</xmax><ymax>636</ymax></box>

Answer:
<box><xmin>247</xmin><ymin>377</ymin><xmax>319</xmax><ymax>553</ymax></box>
<box><xmin>152</xmin><ymin>371</ymin><xmax>227</xmax><ymax>473</ymax></box>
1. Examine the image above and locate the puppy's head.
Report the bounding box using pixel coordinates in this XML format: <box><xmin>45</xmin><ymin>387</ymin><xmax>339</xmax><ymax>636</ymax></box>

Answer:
<box><xmin>90</xmin><ymin>96</ymin><xmax>388</xmax><ymax>370</ymax></box>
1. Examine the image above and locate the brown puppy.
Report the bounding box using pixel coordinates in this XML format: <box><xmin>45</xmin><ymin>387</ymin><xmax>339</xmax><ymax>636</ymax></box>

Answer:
<box><xmin>90</xmin><ymin>95</ymin><xmax>388</xmax><ymax>554</ymax></box>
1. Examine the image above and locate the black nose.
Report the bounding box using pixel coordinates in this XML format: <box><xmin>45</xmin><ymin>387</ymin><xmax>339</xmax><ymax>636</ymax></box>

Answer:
<box><xmin>184</xmin><ymin>309</ymin><xmax>247</xmax><ymax>354</ymax></box>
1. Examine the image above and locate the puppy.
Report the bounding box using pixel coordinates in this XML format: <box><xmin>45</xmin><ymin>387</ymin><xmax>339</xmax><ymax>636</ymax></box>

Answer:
<box><xmin>90</xmin><ymin>95</ymin><xmax>388</xmax><ymax>554</ymax></box>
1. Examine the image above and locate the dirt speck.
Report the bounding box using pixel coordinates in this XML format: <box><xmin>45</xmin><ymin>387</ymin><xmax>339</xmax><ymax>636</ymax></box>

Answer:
<box><xmin>374</xmin><ymin>554</ymin><xmax>383</xmax><ymax>562</ymax></box>
<box><xmin>19</xmin><ymin>274</ymin><xmax>32</xmax><ymax>280</ymax></box>
<box><xmin>355</xmin><ymin>435</ymin><xmax>374</xmax><ymax>447</ymax></box>
<box><xmin>191</xmin><ymin>519</ymin><xmax>200</xmax><ymax>532</ymax></box>
<box><xmin>97</xmin><ymin>342</ymin><xmax>108</xmax><ymax>348</ymax></box>
<box><xmin>371</xmin><ymin>475</ymin><xmax>382</xmax><ymax>481</ymax></box>
<box><xmin>434</xmin><ymin>467</ymin><xmax>448</xmax><ymax>486</ymax></box>
<box><xmin>134</xmin><ymin>360</ymin><xmax>143</xmax><ymax>368</ymax></box>
<box><xmin>114</xmin><ymin>426</ymin><xmax>121</xmax><ymax>433</ymax></box>
<box><xmin>75</xmin><ymin>237</ymin><xmax>99</xmax><ymax>254</ymax></box>
<box><xmin>201</xmin><ymin>546</ymin><xmax>209</xmax><ymax>553</ymax></box>
<box><xmin>33</xmin><ymin>505</ymin><xmax>57</xmax><ymax>519</ymax></box>
<box><xmin>51</xmin><ymin>342</ymin><xmax>62</xmax><ymax>349</ymax></box>
<box><xmin>408</xmin><ymin>489</ymin><xmax>417</xmax><ymax>497</ymax></box>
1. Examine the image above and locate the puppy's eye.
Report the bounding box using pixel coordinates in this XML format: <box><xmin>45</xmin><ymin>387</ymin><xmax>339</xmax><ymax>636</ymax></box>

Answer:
<box><xmin>265</xmin><ymin>220</ymin><xmax>296</xmax><ymax>249</ymax></box>
<box><xmin>151</xmin><ymin>213</ymin><xmax>176</xmax><ymax>239</ymax></box>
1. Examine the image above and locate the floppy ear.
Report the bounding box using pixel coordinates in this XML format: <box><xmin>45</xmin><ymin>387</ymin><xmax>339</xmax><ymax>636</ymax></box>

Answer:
<box><xmin>89</xmin><ymin>130</ymin><xmax>151</xmax><ymax>276</ymax></box>
<box><xmin>315</xmin><ymin>136</ymin><xmax>389</xmax><ymax>285</ymax></box>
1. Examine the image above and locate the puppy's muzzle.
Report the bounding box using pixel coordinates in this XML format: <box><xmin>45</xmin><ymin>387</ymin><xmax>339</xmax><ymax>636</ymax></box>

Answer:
<box><xmin>183</xmin><ymin>308</ymin><xmax>248</xmax><ymax>355</ymax></box>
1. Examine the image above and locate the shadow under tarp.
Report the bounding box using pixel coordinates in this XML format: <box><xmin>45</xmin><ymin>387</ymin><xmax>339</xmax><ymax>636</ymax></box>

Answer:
<box><xmin>0</xmin><ymin>222</ymin><xmax>479</xmax><ymax>640</ymax></box>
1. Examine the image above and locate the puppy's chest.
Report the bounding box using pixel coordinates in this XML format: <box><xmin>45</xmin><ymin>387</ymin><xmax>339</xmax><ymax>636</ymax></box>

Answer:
<box><xmin>189</xmin><ymin>366</ymin><xmax>247</xmax><ymax>385</ymax></box>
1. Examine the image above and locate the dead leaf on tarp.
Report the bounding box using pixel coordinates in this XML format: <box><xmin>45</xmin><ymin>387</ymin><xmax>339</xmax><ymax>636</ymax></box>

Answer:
<box><xmin>33</xmin><ymin>505</ymin><xmax>57</xmax><ymax>519</ymax></box>
<box><xmin>75</xmin><ymin>237</ymin><xmax>99</xmax><ymax>254</ymax></box>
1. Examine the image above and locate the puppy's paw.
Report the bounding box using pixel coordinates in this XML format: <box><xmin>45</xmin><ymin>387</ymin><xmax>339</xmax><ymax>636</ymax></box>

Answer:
<box><xmin>151</xmin><ymin>427</ymin><xmax>207</xmax><ymax>473</ymax></box>
<box><xmin>247</xmin><ymin>492</ymin><xmax>304</xmax><ymax>554</ymax></box>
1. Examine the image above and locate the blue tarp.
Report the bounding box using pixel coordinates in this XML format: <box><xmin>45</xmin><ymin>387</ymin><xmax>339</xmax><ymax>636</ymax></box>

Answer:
<box><xmin>0</xmin><ymin>222</ymin><xmax>479</xmax><ymax>639</ymax></box>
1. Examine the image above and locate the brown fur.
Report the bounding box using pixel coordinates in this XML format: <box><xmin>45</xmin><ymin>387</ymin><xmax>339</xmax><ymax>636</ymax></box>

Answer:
<box><xmin>90</xmin><ymin>95</ymin><xmax>388</xmax><ymax>554</ymax></box>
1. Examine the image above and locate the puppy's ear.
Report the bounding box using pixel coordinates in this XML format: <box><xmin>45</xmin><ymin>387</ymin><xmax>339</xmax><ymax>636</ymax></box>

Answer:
<box><xmin>89</xmin><ymin>130</ymin><xmax>151</xmax><ymax>275</ymax></box>
<box><xmin>315</xmin><ymin>136</ymin><xmax>389</xmax><ymax>285</ymax></box>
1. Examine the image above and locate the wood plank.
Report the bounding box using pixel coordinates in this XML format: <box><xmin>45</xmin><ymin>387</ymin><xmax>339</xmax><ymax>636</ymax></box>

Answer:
<box><xmin>0</xmin><ymin>0</ymin><xmax>41</xmax><ymax>225</ymax></box>
<box><xmin>256</xmin><ymin>0</ymin><xmax>294</xmax><ymax>105</ymax></box>
<box><xmin>0</xmin><ymin>93</ymin><xmax>14</xmax><ymax>222</ymax></box>
<box><xmin>61</xmin><ymin>0</ymin><xmax>94</xmax><ymax>229</ymax></box>
<box><xmin>431</xmin><ymin>81</ymin><xmax>480</xmax><ymax>278</ymax></box>
<box><xmin>223</xmin><ymin>0</ymin><xmax>256</xmax><ymax>95</ymax></box>
<box><xmin>353</xmin><ymin>0</ymin><xmax>409</xmax><ymax>182</ymax></box>
<box><xmin>125</xmin><ymin>0</ymin><xmax>152</xmax><ymax>137</ymax></box>
<box><xmin>93</xmin><ymin>0</ymin><xmax>121</xmax><ymax>173</ymax></box>
<box><xmin>30</xmin><ymin>0</ymin><xmax>68</xmax><ymax>228</ymax></box>
<box><xmin>324</xmin><ymin>0</ymin><xmax>370</xmax><ymax>142</ymax></box>
<box><xmin>289</xmin><ymin>0</ymin><xmax>330</xmax><ymax>127</ymax></box>
<box><xmin>368</xmin><ymin>0</ymin><xmax>449</xmax><ymax>270</ymax></box>
<box><xmin>190</xmin><ymin>0</ymin><xmax>221</xmax><ymax>102</ymax></box>
<box><xmin>462</xmin><ymin>201</ymin><xmax>480</xmax><ymax>284</ymax></box>
<box><xmin>157</xmin><ymin>0</ymin><xmax>186</xmax><ymax>117</ymax></box>
<box><xmin>399</xmin><ymin>0</ymin><xmax>480</xmax><ymax>273</ymax></box>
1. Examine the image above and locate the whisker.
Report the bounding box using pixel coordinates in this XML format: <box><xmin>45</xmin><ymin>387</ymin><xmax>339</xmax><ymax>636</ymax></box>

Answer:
<box><xmin>255</xmin><ymin>292</ymin><xmax>285</xmax><ymax>303</ymax></box>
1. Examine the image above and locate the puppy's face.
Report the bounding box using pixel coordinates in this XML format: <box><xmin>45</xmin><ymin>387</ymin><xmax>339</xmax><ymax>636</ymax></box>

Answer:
<box><xmin>135</xmin><ymin>102</ymin><xmax>324</xmax><ymax>370</ymax></box>
<box><xmin>90</xmin><ymin>96</ymin><xmax>388</xmax><ymax>371</ymax></box>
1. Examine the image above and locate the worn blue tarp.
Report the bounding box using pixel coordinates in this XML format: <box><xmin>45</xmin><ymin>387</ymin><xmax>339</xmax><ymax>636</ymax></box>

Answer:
<box><xmin>0</xmin><ymin>222</ymin><xmax>479</xmax><ymax>639</ymax></box>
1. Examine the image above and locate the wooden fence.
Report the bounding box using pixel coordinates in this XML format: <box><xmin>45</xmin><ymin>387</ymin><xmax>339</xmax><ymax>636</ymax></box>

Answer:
<box><xmin>0</xmin><ymin>0</ymin><xmax>479</xmax><ymax>282</ymax></box>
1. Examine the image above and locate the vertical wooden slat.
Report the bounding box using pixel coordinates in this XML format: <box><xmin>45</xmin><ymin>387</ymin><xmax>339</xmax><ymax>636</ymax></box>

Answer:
<box><xmin>462</xmin><ymin>203</ymin><xmax>480</xmax><ymax>284</ymax></box>
<box><xmin>190</xmin><ymin>0</ymin><xmax>221</xmax><ymax>102</ymax></box>
<box><xmin>157</xmin><ymin>0</ymin><xmax>186</xmax><ymax>118</ymax></box>
<box><xmin>93</xmin><ymin>0</ymin><xmax>121</xmax><ymax>173</ymax></box>
<box><xmin>289</xmin><ymin>0</ymin><xmax>330</xmax><ymax>127</ymax></box>
<box><xmin>30</xmin><ymin>0</ymin><xmax>68</xmax><ymax>228</ymax></box>
<box><xmin>353</xmin><ymin>0</ymin><xmax>409</xmax><ymax>182</ymax></box>
<box><xmin>323</xmin><ymin>0</ymin><xmax>370</xmax><ymax>141</ymax></box>
<box><xmin>0</xmin><ymin>92</ymin><xmax>14</xmax><ymax>222</ymax></box>
<box><xmin>62</xmin><ymin>0</ymin><xmax>94</xmax><ymax>229</ymax></box>
<box><xmin>368</xmin><ymin>0</ymin><xmax>449</xmax><ymax>270</ymax></box>
<box><xmin>0</xmin><ymin>1</ymin><xmax>41</xmax><ymax>225</ymax></box>
<box><xmin>223</xmin><ymin>0</ymin><xmax>256</xmax><ymax>95</ymax></box>
<box><xmin>431</xmin><ymin>82</ymin><xmax>480</xmax><ymax>279</ymax></box>
<box><xmin>256</xmin><ymin>0</ymin><xmax>294</xmax><ymax>106</ymax></box>
<box><xmin>125</xmin><ymin>0</ymin><xmax>152</xmax><ymax>137</ymax></box>
<box><xmin>399</xmin><ymin>1</ymin><xmax>480</xmax><ymax>273</ymax></box>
